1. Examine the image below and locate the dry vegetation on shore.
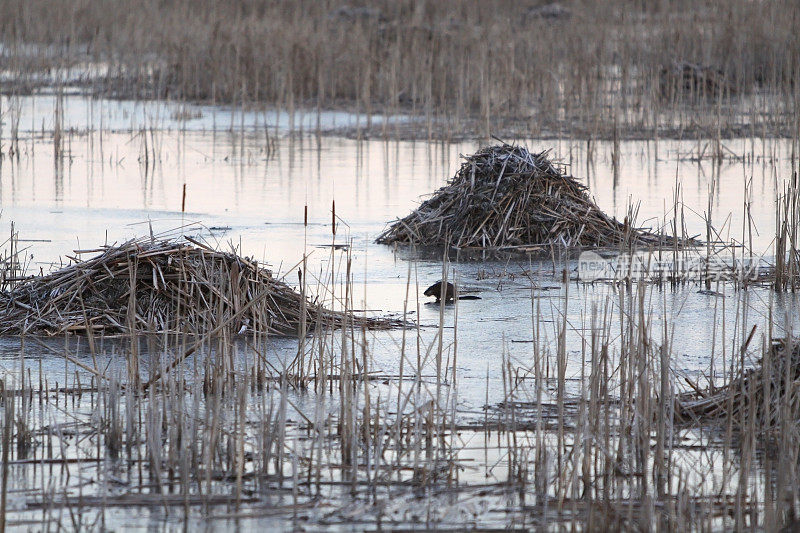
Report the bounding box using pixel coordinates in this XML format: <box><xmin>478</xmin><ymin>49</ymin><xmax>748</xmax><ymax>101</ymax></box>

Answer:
<box><xmin>1</xmin><ymin>0</ymin><xmax>799</xmax><ymax>139</ymax></box>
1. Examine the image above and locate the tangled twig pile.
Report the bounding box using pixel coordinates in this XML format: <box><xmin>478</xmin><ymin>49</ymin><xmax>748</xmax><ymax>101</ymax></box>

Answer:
<box><xmin>676</xmin><ymin>337</ymin><xmax>800</xmax><ymax>427</ymax></box>
<box><xmin>376</xmin><ymin>143</ymin><xmax>687</xmax><ymax>249</ymax></box>
<box><xmin>0</xmin><ymin>237</ymin><xmax>396</xmax><ymax>336</ymax></box>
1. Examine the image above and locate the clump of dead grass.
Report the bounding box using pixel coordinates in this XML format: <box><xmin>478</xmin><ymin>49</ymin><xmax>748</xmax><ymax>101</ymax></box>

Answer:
<box><xmin>376</xmin><ymin>143</ymin><xmax>689</xmax><ymax>250</ymax></box>
<box><xmin>0</xmin><ymin>236</ymin><xmax>396</xmax><ymax>336</ymax></box>
<box><xmin>677</xmin><ymin>337</ymin><xmax>800</xmax><ymax>429</ymax></box>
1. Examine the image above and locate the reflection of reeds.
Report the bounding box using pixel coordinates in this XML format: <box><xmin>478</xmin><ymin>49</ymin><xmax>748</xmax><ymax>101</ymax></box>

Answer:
<box><xmin>1</xmin><ymin>1</ymin><xmax>798</xmax><ymax>138</ymax></box>
<box><xmin>5</xmin><ymin>96</ymin><xmax>22</xmax><ymax>158</ymax></box>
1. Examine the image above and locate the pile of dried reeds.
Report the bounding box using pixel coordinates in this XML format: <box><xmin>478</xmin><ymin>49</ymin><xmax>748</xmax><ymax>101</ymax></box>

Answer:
<box><xmin>0</xmin><ymin>237</ymin><xmax>395</xmax><ymax>336</ymax></box>
<box><xmin>676</xmin><ymin>337</ymin><xmax>800</xmax><ymax>427</ymax></box>
<box><xmin>377</xmin><ymin>143</ymin><xmax>687</xmax><ymax>250</ymax></box>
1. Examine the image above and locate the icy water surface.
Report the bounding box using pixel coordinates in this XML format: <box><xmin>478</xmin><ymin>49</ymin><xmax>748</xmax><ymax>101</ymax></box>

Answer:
<box><xmin>2</xmin><ymin>93</ymin><xmax>799</xmax><ymax>397</ymax></box>
<box><xmin>2</xmin><ymin>97</ymin><xmax>797</xmax><ymax>375</ymax></box>
<box><xmin>1</xmin><ymin>93</ymin><xmax>799</xmax><ymax>529</ymax></box>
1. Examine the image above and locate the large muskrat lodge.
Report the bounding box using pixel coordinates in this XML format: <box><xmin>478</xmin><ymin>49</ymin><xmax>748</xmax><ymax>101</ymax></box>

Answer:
<box><xmin>0</xmin><ymin>237</ymin><xmax>395</xmax><ymax>336</ymax></box>
<box><xmin>376</xmin><ymin>143</ymin><xmax>687</xmax><ymax>249</ymax></box>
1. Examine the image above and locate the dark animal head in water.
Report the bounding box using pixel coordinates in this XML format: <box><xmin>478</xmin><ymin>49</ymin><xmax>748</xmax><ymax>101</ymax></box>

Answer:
<box><xmin>423</xmin><ymin>281</ymin><xmax>455</xmax><ymax>302</ymax></box>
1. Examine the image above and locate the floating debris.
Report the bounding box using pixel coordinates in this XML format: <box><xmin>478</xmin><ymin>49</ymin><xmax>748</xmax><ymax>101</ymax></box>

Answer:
<box><xmin>377</xmin><ymin>143</ymin><xmax>689</xmax><ymax>250</ymax></box>
<box><xmin>0</xmin><ymin>237</ymin><xmax>398</xmax><ymax>336</ymax></box>
<box><xmin>315</xmin><ymin>243</ymin><xmax>349</xmax><ymax>251</ymax></box>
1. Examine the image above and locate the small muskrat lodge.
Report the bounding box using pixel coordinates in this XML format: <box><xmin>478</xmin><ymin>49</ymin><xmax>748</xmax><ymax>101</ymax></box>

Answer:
<box><xmin>376</xmin><ymin>143</ymin><xmax>692</xmax><ymax>250</ymax></box>
<box><xmin>0</xmin><ymin>237</ymin><xmax>398</xmax><ymax>336</ymax></box>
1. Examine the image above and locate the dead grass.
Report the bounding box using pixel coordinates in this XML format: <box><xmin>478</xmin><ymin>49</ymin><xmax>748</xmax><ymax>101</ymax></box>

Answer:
<box><xmin>0</xmin><ymin>236</ymin><xmax>399</xmax><ymax>336</ymax></box>
<box><xmin>376</xmin><ymin>142</ymin><xmax>691</xmax><ymax>249</ymax></box>
<box><xmin>1</xmin><ymin>0</ymin><xmax>799</xmax><ymax>139</ymax></box>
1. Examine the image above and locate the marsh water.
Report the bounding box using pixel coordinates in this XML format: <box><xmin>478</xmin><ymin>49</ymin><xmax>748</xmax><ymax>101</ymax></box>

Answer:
<box><xmin>1</xmin><ymin>92</ymin><xmax>799</xmax><ymax>529</ymax></box>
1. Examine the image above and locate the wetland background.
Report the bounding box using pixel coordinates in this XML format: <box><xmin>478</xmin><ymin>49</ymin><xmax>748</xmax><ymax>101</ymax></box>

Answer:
<box><xmin>0</xmin><ymin>1</ymin><xmax>800</xmax><ymax>531</ymax></box>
